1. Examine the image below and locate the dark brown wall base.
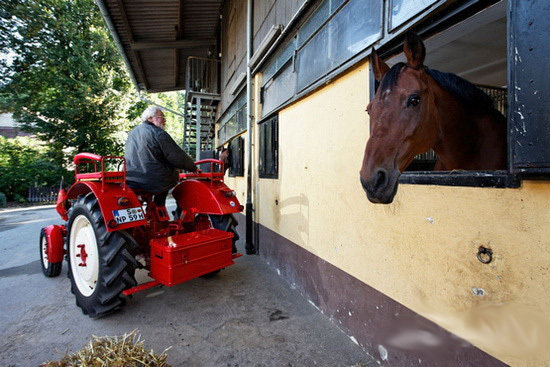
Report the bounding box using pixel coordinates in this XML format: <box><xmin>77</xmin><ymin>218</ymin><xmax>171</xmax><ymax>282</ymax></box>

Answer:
<box><xmin>240</xmin><ymin>216</ymin><xmax>508</xmax><ymax>367</ymax></box>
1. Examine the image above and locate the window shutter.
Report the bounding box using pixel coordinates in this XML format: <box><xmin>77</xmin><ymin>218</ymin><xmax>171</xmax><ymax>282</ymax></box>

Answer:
<box><xmin>508</xmin><ymin>1</ymin><xmax>550</xmax><ymax>175</ymax></box>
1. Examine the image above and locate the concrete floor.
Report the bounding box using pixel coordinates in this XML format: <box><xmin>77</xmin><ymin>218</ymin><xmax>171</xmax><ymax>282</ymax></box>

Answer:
<box><xmin>0</xmin><ymin>203</ymin><xmax>378</xmax><ymax>367</ymax></box>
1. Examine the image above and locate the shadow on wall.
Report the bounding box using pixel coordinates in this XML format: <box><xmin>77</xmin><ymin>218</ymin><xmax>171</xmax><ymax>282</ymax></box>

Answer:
<box><xmin>275</xmin><ymin>193</ymin><xmax>309</xmax><ymax>247</ymax></box>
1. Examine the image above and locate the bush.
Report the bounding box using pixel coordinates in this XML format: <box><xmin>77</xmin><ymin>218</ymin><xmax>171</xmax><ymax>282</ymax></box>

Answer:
<box><xmin>0</xmin><ymin>136</ymin><xmax>70</xmax><ymax>201</ymax></box>
<box><xmin>0</xmin><ymin>192</ymin><xmax>6</xmax><ymax>207</ymax></box>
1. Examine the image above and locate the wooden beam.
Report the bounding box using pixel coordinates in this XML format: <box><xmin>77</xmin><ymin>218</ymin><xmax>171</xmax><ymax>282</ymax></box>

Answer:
<box><xmin>175</xmin><ymin>0</ymin><xmax>184</xmax><ymax>88</ymax></box>
<box><xmin>177</xmin><ymin>0</ymin><xmax>185</xmax><ymax>39</ymax></box>
<box><xmin>174</xmin><ymin>49</ymin><xmax>180</xmax><ymax>87</ymax></box>
<box><xmin>131</xmin><ymin>39</ymin><xmax>216</xmax><ymax>50</ymax></box>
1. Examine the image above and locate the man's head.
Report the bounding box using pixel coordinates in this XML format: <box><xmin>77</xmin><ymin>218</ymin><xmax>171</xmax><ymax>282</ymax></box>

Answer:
<box><xmin>141</xmin><ymin>106</ymin><xmax>166</xmax><ymax>129</ymax></box>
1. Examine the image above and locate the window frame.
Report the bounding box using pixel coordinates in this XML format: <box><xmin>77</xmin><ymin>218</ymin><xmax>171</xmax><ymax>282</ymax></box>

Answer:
<box><xmin>367</xmin><ymin>0</ymin><xmax>528</xmax><ymax>189</ymax></box>
<box><xmin>217</xmin><ymin>90</ymin><xmax>247</xmax><ymax>146</ymax></box>
<box><xmin>259</xmin><ymin>0</ymin><xmax>385</xmax><ymax>118</ymax></box>
<box><xmin>251</xmin><ymin>0</ymin><xmax>548</xmax><ymax>186</ymax></box>
<box><xmin>258</xmin><ymin>115</ymin><xmax>279</xmax><ymax>179</ymax></box>
<box><xmin>228</xmin><ymin>136</ymin><xmax>245</xmax><ymax>177</ymax></box>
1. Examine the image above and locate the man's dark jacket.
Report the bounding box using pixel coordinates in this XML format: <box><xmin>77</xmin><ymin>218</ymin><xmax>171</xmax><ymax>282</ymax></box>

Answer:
<box><xmin>124</xmin><ymin>121</ymin><xmax>196</xmax><ymax>193</ymax></box>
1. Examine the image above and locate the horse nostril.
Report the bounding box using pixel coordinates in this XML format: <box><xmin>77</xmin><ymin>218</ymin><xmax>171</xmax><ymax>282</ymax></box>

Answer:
<box><xmin>374</xmin><ymin>168</ymin><xmax>388</xmax><ymax>189</ymax></box>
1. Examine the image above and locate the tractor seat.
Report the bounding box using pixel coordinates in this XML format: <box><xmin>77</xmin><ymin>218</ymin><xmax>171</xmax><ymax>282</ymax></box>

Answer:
<box><xmin>130</xmin><ymin>189</ymin><xmax>155</xmax><ymax>204</ymax></box>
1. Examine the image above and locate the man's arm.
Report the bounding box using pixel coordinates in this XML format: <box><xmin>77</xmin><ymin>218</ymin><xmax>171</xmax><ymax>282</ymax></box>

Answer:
<box><xmin>157</xmin><ymin>131</ymin><xmax>197</xmax><ymax>171</ymax></box>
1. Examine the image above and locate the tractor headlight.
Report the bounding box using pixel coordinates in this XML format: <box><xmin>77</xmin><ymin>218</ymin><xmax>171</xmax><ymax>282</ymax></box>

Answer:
<box><xmin>223</xmin><ymin>190</ymin><xmax>235</xmax><ymax>198</ymax></box>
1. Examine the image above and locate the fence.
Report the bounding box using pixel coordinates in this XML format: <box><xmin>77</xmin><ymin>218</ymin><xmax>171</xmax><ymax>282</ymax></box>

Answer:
<box><xmin>27</xmin><ymin>185</ymin><xmax>59</xmax><ymax>203</ymax></box>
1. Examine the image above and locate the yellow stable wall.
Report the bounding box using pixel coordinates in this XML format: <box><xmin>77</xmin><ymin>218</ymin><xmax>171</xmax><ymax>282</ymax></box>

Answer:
<box><xmin>255</xmin><ymin>60</ymin><xmax>550</xmax><ymax>367</ymax></box>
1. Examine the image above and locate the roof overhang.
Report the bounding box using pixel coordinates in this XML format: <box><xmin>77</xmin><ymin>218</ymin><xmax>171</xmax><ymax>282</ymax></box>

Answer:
<box><xmin>95</xmin><ymin>0</ymin><xmax>221</xmax><ymax>93</ymax></box>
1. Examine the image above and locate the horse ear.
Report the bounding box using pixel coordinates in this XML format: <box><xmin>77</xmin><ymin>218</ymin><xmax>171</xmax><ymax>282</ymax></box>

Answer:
<box><xmin>370</xmin><ymin>48</ymin><xmax>389</xmax><ymax>81</ymax></box>
<box><xmin>403</xmin><ymin>32</ymin><xmax>425</xmax><ymax>69</ymax></box>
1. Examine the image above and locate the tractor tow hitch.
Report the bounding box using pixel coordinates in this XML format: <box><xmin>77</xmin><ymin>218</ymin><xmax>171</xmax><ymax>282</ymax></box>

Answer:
<box><xmin>122</xmin><ymin>280</ymin><xmax>162</xmax><ymax>296</ymax></box>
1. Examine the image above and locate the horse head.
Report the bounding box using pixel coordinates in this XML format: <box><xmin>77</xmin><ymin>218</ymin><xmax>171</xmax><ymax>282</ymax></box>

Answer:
<box><xmin>360</xmin><ymin>33</ymin><xmax>439</xmax><ymax>204</ymax></box>
<box><xmin>219</xmin><ymin>147</ymin><xmax>231</xmax><ymax>173</ymax></box>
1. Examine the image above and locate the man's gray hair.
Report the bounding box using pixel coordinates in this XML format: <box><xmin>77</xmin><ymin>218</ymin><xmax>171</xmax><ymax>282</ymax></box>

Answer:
<box><xmin>141</xmin><ymin>105</ymin><xmax>162</xmax><ymax>121</ymax></box>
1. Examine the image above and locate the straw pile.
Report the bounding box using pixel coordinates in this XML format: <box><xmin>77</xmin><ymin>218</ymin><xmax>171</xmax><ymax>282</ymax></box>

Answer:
<box><xmin>41</xmin><ymin>330</ymin><xmax>171</xmax><ymax>367</ymax></box>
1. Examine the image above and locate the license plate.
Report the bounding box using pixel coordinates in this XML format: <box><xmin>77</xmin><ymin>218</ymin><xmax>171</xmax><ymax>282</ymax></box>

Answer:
<box><xmin>113</xmin><ymin>207</ymin><xmax>144</xmax><ymax>224</ymax></box>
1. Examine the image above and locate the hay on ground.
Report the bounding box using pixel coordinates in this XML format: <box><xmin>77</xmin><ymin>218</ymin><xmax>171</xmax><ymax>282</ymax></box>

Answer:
<box><xmin>41</xmin><ymin>329</ymin><xmax>171</xmax><ymax>367</ymax></box>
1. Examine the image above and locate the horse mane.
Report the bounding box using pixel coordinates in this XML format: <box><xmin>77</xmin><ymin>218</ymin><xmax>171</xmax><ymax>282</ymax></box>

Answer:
<box><xmin>425</xmin><ymin>68</ymin><xmax>497</xmax><ymax>114</ymax></box>
<box><xmin>380</xmin><ymin>62</ymin><xmax>499</xmax><ymax>115</ymax></box>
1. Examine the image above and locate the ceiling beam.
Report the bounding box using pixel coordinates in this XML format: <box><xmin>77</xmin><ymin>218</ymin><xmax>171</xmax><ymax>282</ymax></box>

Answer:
<box><xmin>174</xmin><ymin>48</ymin><xmax>180</xmax><ymax>88</ymax></box>
<box><xmin>175</xmin><ymin>0</ymin><xmax>184</xmax><ymax>88</ymax></box>
<box><xmin>131</xmin><ymin>39</ymin><xmax>216</xmax><ymax>50</ymax></box>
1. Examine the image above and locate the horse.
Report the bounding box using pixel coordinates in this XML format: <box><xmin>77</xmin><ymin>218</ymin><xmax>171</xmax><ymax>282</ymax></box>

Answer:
<box><xmin>219</xmin><ymin>147</ymin><xmax>231</xmax><ymax>173</ymax></box>
<box><xmin>359</xmin><ymin>32</ymin><xmax>506</xmax><ymax>204</ymax></box>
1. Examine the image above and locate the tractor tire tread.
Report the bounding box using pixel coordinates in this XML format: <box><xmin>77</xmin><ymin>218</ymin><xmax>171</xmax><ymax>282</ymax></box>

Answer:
<box><xmin>67</xmin><ymin>194</ymin><xmax>137</xmax><ymax>318</ymax></box>
<box><xmin>39</xmin><ymin>228</ymin><xmax>63</xmax><ymax>277</ymax></box>
<box><xmin>210</xmin><ymin>214</ymin><xmax>238</xmax><ymax>254</ymax></box>
<box><xmin>102</xmin><ymin>260</ymin><xmax>127</xmax><ymax>287</ymax></box>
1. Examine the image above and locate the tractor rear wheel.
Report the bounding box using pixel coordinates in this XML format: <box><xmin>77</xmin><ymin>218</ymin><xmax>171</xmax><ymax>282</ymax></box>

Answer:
<box><xmin>210</xmin><ymin>214</ymin><xmax>239</xmax><ymax>253</ymax></box>
<box><xmin>66</xmin><ymin>193</ymin><xmax>138</xmax><ymax>318</ymax></box>
<box><xmin>39</xmin><ymin>228</ymin><xmax>62</xmax><ymax>277</ymax></box>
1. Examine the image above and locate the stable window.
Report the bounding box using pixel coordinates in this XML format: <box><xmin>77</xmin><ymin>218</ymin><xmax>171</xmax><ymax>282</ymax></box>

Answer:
<box><xmin>217</xmin><ymin>91</ymin><xmax>247</xmax><ymax>145</ymax></box>
<box><xmin>228</xmin><ymin>136</ymin><xmax>244</xmax><ymax>177</ymax></box>
<box><xmin>395</xmin><ymin>1</ymin><xmax>507</xmax><ymax>175</ymax></box>
<box><xmin>295</xmin><ymin>0</ymin><xmax>382</xmax><ymax>92</ymax></box>
<box><xmin>254</xmin><ymin>0</ymin><xmax>549</xmax><ymax>183</ymax></box>
<box><xmin>369</xmin><ymin>0</ymin><xmax>550</xmax><ymax>187</ymax></box>
<box><xmin>260</xmin><ymin>0</ymin><xmax>383</xmax><ymax>118</ymax></box>
<box><xmin>259</xmin><ymin>115</ymin><xmax>278</xmax><ymax>179</ymax></box>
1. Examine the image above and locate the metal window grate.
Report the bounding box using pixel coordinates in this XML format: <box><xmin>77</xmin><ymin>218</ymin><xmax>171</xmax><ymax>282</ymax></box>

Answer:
<box><xmin>229</xmin><ymin>136</ymin><xmax>244</xmax><ymax>177</ymax></box>
<box><xmin>407</xmin><ymin>85</ymin><xmax>508</xmax><ymax>171</ymax></box>
<box><xmin>259</xmin><ymin>115</ymin><xmax>278</xmax><ymax>179</ymax></box>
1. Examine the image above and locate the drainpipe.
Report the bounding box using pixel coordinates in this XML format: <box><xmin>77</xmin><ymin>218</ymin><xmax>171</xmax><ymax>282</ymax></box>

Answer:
<box><xmin>245</xmin><ymin>0</ymin><xmax>256</xmax><ymax>255</ymax></box>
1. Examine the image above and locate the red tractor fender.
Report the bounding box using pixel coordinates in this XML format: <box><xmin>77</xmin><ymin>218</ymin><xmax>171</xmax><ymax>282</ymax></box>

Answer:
<box><xmin>172</xmin><ymin>180</ymin><xmax>244</xmax><ymax>215</ymax></box>
<box><xmin>66</xmin><ymin>181</ymin><xmax>146</xmax><ymax>232</ymax></box>
<box><xmin>44</xmin><ymin>225</ymin><xmax>65</xmax><ymax>263</ymax></box>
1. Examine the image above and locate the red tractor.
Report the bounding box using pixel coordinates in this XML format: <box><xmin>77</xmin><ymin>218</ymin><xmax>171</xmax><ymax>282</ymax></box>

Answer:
<box><xmin>40</xmin><ymin>153</ymin><xmax>242</xmax><ymax>318</ymax></box>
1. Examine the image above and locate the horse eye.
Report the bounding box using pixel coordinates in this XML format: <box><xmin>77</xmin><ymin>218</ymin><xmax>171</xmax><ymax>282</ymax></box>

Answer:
<box><xmin>407</xmin><ymin>94</ymin><xmax>421</xmax><ymax>107</ymax></box>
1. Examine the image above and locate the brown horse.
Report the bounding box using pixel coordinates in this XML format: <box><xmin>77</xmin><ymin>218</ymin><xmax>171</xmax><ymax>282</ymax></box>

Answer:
<box><xmin>219</xmin><ymin>147</ymin><xmax>231</xmax><ymax>173</ymax></box>
<box><xmin>360</xmin><ymin>33</ymin><xmax>506</xmax><ymax>204</ymax></box>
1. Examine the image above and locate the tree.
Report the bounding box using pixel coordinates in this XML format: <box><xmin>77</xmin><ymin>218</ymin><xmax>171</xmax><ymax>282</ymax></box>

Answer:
<box><xmin>0</xmin><ymin>0</ymin><xmax>143</xmax><ymax>160</ymax></box>
<box><xmin>0</xmin><ymin>136</ymin><xmax>69</xmax><ymax>201</ymax></box>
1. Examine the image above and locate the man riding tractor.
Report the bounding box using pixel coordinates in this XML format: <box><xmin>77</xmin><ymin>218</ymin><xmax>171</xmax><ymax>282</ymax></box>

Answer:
<box><xmin>39</xmin><ymin>106</ymin><xmax>243</xmax><ymax>318</ymax></box>
<box><xmin>125</xmin><ymin>106</ymin><xmax>200</xmax><ymax>206</ymax></box>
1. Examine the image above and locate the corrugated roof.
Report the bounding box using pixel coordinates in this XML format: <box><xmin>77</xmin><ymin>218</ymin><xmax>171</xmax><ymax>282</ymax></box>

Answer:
<box><xmin>98</xmin><ymin>0</ymin><xmax>221</xmax><ymax>93</ymax></box>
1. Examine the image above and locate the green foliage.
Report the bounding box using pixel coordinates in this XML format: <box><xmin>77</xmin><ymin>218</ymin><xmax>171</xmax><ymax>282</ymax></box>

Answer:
<box><xmin>0</xmin><ymin>0</ymin><xmax>188</xmax><ymax>203</ymax></box>
<box><xmin>0</xmin><ymin>136</ymin><xmax>69</xmax><ymax>201</ymax></box>
<box><xmin>0</xmin><ymin>192</ymin><xmax>6</xmax><ymax>207</ymax></box>
<box><xmin>0</xmin><ymin>0</ymin><xmax>142</xmax><ymax>160</ymax></box>
<box><xmin>141</xmin><ymin>91</ymin><xmax>185</xmax><ymax>146</ymax></box>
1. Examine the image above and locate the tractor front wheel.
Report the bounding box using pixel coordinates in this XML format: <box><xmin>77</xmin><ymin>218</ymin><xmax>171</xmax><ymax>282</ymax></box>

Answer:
<box><xmin>66</xmin><ymin>193</ymin><xmax>138</xmax><ymax>318</ymax></box>
<box><xmin>39</xmin><ymin>228</ymin><xmax>62</xmax><ymax>277</ymax></box>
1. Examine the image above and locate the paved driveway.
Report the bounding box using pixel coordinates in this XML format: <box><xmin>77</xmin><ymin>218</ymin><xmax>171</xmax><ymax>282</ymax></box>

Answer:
<box><xmin>0</xmin><ymin>204</ymin><xmax>377</xmax><ymax>367</ymax></box>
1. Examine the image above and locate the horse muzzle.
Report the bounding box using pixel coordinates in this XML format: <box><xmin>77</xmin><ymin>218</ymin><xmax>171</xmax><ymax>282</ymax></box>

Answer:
<box><xmin>360</xmin><ymin>168</ymin><xmax>400</xmax><ymax>204</ymax></box>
